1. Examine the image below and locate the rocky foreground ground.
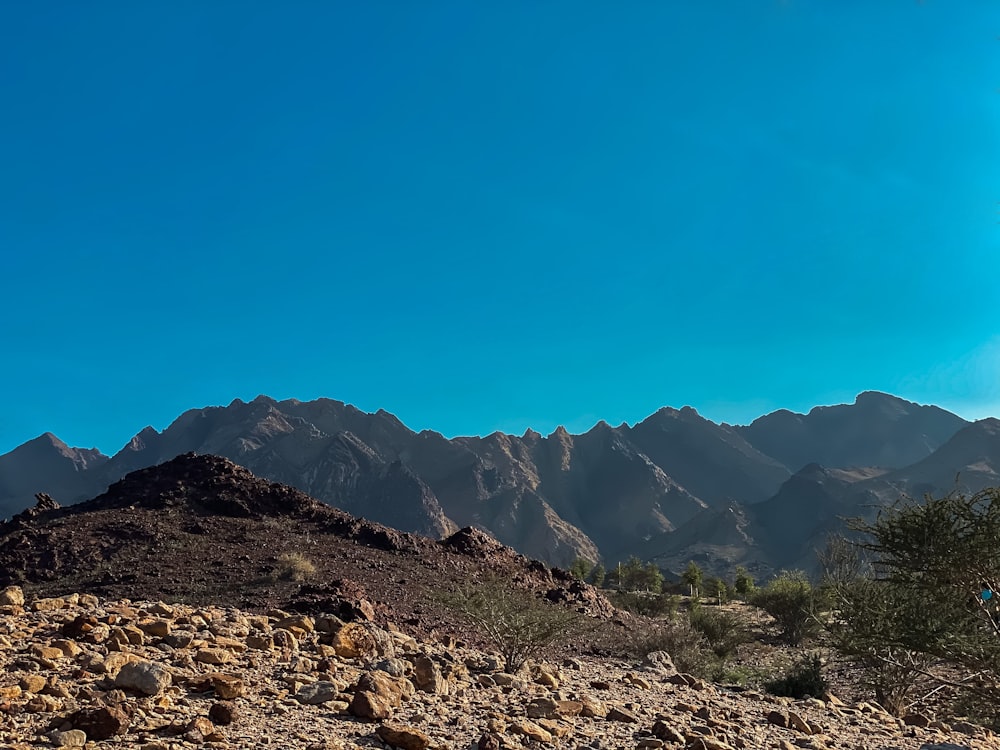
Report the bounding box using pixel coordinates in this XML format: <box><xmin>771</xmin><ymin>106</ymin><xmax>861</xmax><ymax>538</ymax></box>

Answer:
<box><xmin>0</xmin><ymin>586</ymin><xmax>996</xmax><ymax>750</ymax></box>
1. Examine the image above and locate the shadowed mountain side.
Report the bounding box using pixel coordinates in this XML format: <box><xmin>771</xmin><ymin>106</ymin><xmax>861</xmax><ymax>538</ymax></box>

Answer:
<box><xmin>642</xmin><ymin>465</ymin><xmax>896</xmax><ymax>579</ymax></box>
<box><xmin>642</xmin><ymin>503</ymin><xmax>765</xmax><ymax>580</ymax></box>
<box><xmin>0</xmin><ymin>433</ymin><xmax>109</xmax><ymax>519</ymax></box>
<box><xmin>879</xmin><ymin>417</ymin><xmax>1000</xmax><ymax>498</ymax></box>
<box><xmin>628</xmin><ymin>407</ymin><xmax>791</xmax><ymax>504</ymax></box>
<box><xmin>736</xmin><ymin>391</ymin><xmax>967</xmax><ymax>473</ymax></box>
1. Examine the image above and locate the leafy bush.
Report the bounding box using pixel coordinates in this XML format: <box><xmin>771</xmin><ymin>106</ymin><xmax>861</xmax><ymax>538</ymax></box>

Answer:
<box><xmin>752</xmin><ymin>570</ymin><xmax>826</xmax><ymax>645</ymax></box>
<box><xmin>437</xmin><ymin>576</ymin><xmax>586</xmax><ymax>672</ymax></box>
<box><xmin>828</xmin><ymin>489</ymin><xmax>1000</xmax><ymax>717</ymax></box>
<box><xmin>765</xmin><ymin>653</ymin><xmax>828</xmax><ymax>699</ymax></box>
<box><xmin>612</xmin><ymin>591</ymin><xmax>679</xmax><ymax>619</ymax></box>
<box><xmin>734</xmin><ymin>566</ymin><xmax>756</xmax><ymax>600</ymax></box>
<box><xmin>689</xmin><ymin>607</ymin><xmax>749</xmax><ymax>659</ymax></box>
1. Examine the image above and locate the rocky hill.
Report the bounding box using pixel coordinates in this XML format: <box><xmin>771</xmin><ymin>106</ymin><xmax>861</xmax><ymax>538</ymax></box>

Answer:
<box><xmin>0</xmin><ymin>392</ymin><xmax>979</xmax><ymax>577</ymax></box>
<box><xmin>0</xmin><ymin>454</ymin><xmax>610</xmax><ymax>631</ymax></box>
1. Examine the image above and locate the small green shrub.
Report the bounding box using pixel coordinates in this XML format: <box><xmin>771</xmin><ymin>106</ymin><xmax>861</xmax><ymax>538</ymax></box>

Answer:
<box><xmin>765</xmin><ymin>653</ymin><xmax>828</xmax><ymax>699</ymax></box>
<box><xmin>437</xmin><ymin>575</ymin><xmax>586</xmax><ymax>672</ymax></box>
<box><xmin>689</xmin><ymin>607</ymin><xmax>749</xmax><ymax>659</ymax></box>
<box><xmin>612</xmin><ymin>591</ymin><xmax>679</xmax><ymax>618</ymax></box>
<box><xmin>752</xmin><ymin>570</ymin><xmax>826</xmax><ymax>645</ymax></box>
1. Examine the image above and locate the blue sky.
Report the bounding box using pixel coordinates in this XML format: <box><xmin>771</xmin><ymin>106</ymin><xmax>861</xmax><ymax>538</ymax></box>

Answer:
<box><xmin>2</xmin><ymin>2</ymin><xmax>999</xmax><ymax>455</ymax></box>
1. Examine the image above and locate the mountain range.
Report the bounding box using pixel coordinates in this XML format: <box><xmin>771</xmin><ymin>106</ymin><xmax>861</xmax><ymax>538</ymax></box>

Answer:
<box><xmin>2</xmin><ymin>391</ymin><xmax>995</xmax><ymax>579</ymax></box>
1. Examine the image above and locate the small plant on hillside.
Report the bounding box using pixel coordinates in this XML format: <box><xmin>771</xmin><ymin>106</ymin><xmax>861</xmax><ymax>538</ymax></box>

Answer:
<box><xmin>437</xmin><ymin>575</ymin><xmax>586</xmax><ymax>672</ymax></box>
<box><xmin>764</xmin><ymin>653</ymin><xmax>828</xmax><ymax>699</ymax></box>
<box><xmin>752</xmin><ymin>570</ymin><xmax>826</xmax><ymax>645</ymax></box>
<box><xmin>569</xmin><ymin>557</ymin><xmax>593</xmax><ymax>580</ymax></box>
<box><xmin>689</xmin><ymin>607</ymin><xmax>750</xmax><ymax>660</ymax></box>
<box><xmin>612</xmin><ymin>591</ymin><xmax>679</xmax><ymax>618</ymax></box>
<box><xmin>682</xmin><ymin>561</ymin><xmax>703</xmax><ymax>598</ymax></box>
<box><xmin>628</xmin><ymin>615</ymin><xmax>712</xmax><ymax>677</ymax></box>
<box><xmin>274</xmin><ymin>552</ymin><xmax>317</xmax><ymax>582</ymax></box>
<box><xmin>734</xmin><ymin>566</ymin><xmax>756</xmax><ymax>600</ymax></box>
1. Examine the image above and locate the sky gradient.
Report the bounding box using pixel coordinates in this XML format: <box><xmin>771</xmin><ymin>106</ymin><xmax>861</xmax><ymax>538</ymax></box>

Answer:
<box><xmin>2</xmin><ymin>2</ymin><xmax>999</xmax><ymax>456</ymax></box>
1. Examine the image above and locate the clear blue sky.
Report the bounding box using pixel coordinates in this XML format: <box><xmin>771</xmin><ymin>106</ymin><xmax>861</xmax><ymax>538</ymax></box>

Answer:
<box><xmin>2</xmin><ymin>2</ymin><xmax>999</xmax><ymax>456</ymax></box>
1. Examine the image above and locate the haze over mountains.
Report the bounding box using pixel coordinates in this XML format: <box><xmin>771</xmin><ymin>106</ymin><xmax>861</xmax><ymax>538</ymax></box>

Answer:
<box><xmin>1</xmin><ymin>392</ymin><xmax>994</xmax><ymax>578</ymax></box>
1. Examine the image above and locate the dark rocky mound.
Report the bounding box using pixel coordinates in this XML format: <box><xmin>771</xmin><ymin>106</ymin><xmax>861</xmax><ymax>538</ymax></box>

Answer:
<box><xmin>0</xmin><ymin>452</ymin><xmax>614</xmax><ymax>637</ymax></box>
<box><xmin>85</xmin><ymin>452</ymin><xmax>325</xmax><ymax>518</ymax></box>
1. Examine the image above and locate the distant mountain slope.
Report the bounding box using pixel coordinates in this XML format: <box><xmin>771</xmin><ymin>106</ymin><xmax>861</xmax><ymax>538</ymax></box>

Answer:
<box><xmin>735</xmin><ymin>391</ymin><xmax>967</xmax><ymax>472</ymax></box>
<box><xmin>0</xmin><ymin>392</ymin><xmax>983</xmax><ymax>574</ymax></box>
<box><xmin>628</xmin><ymin>407</ymin><xmax>790</xmax><ymax>504</ymax></box>
<box><xmin>0</xmin><ymin>433</ymin><xmax>108</xmax><ymax>519</ymax></box>
<box><xmin>880</xmin><ymin>417</ymin><xmax>1000</xmax><ymax>497</ymax></box>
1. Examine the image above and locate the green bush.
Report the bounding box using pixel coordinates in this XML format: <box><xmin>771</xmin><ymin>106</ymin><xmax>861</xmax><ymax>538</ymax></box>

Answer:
<box><xmin>752</xmin><ymin>570</ymin><xmax>826</xmax><ymax>645</ymax></box>
<box><xmin>437</xmin><ymin>575</ymin><xmax>586</xmax><ymax>672</ymax></box>
<box><xmin>765</xmin><ymin>653</ymin><xmax>828</xmax><ymax>699</ymax></box>
<box><xmin>689</xmin><ymin>607</ymin><xmax>749</xmax><ymax>659</ymax></box>
<box><xmin>612</xmin><ymin>591</ymin><xmax>679</xmax><ymax>618</ymax></box>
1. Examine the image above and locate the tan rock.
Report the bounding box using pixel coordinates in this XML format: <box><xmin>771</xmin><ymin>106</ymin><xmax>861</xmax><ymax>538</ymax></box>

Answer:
<box><xmin>31</xmin><ymin>596</ymin><xmax>66</xmax><ymax>611</ymax></box>
<box><xmin>275</xmin><ymin>614</ymin><xmax>315</xmax><ymax>634</ymax></box>
<box><xmin>246</xmin><ymin>634</ymin><xmax>274</xmax><ymax>651</ymax></box>
<box><xmin>536</xmin><ymin>718</ymin><xmax>572</xmax><ymax>738</ymax></box>
<box><xmin>508</xmin><ymin>719</ymin><xmax>553</xmax><ymax>743</ymax></box>
<box><xmin>688</xmin><ymin>739</ymin><xmax>735</xmax><ymax>750</ymax></box>
<box><xmin>213</xmin><ymin>635</ymin><xmax>247</xmax><ymax>652</ymax></box>
<box><xmin>52</xmin><ymin>728</ymin><xmax>87</xmax><ymax>747</ymax></box>
<box><xmin>19</xmin><ymin>674</ymin><xmax>47</xmax><ymax>693</ymax></box>
<box><xmin>0</xmin><ymin>684</ymin><xmax>23</xmax><ymax>700</ymax></box>
<box><xmin>376</xmin><ymin>724</ymin><xmax>433</xmax><ymax>750</ymax></box>
<box><xmin>0</xmin><ymin>585</ymin><xmax>25</xmax><ymax>607</ymax></box>
<box><xmin>211</xmin><ymin>674</ymin><xmax>245</xmax><ymax>699</ymax></box>
<box><xmin>788</xmin><ymin>711</ymin><xmax>812</xmax><ymax>734</ymax></box>
<box><xmin>580</xmin><ymin>695</ymin><xmax>607</xmax><ymax>718</ymax></box>
<box><xmin>31</xmin><ymin>644</ymin><xmax>64</xmax><ymax>660</ymax></box>
<box><xmin>195</xmin><ymin>647</ymin><xmax>232</xmax><ymax>665</ymax></box>
<box><xmin>333</xmin><ymin>622</ymin><xmax>377</xmax><ymax>659</ymax></box>
<box><xmin>412</xmin><ymin>654</ymin><xmax>446</xmax><ymax>694</ymax></box>
<box><xmin>137</xmin><ymin>619</ymin><xmax>171</xmax><ymax>637</ymax></box>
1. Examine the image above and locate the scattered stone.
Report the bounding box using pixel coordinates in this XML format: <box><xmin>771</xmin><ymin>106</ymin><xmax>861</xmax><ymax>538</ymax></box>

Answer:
<box><xmin>376</xmin><ymin>724</ymin><xmax>433</xmax><ymax>750</ymax></box>
<box><xmin>209</xmin><ymin>701</ymin><xmax>238</xmax><ymax>725</ymax></box>
<box><xmin>606</xmin><ymin>705</ymin><xmax>639</xmax><ymax>722</ymax></box>
<box><xmin>0</xmin><ymin>585</ymin><xmax>25</xmax><ymax>607</ymax></box>
<box><xmin>115</xmin><ymin>660</ymin><xmax>172</xmax><ymax>696</ymax></box>
<box><xmin>296</xmin><ymin>681</ymin><xmax>339</xmax><ymax>704</ymax></box>
<box><xmin>69</xmin><ymin>705</ymin><xmax>130</xmax><ymax>741</ymax></box>
<box><xmin>195</xmin><ymin>647</ymin><xmax>232</xmax><ymax>665</ymax></box>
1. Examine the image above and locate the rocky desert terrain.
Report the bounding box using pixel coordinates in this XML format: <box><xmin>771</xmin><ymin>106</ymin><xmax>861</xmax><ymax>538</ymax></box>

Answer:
<box><xmin>2</xmin><ymin>583</ymin><xmax>999</xmax><ymax>750</ymax></box>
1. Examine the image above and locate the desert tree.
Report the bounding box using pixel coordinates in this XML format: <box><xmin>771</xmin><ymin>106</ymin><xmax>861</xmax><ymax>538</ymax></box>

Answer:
<box><xmin>437</xmin><ymin>574</ymin><xmax>587</xmax><ymax>673</ymax></box>
<box><xmin>832</xmin><ymin>488</ymin><xmax>1000</xmax><ymax>721</ymax></box>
